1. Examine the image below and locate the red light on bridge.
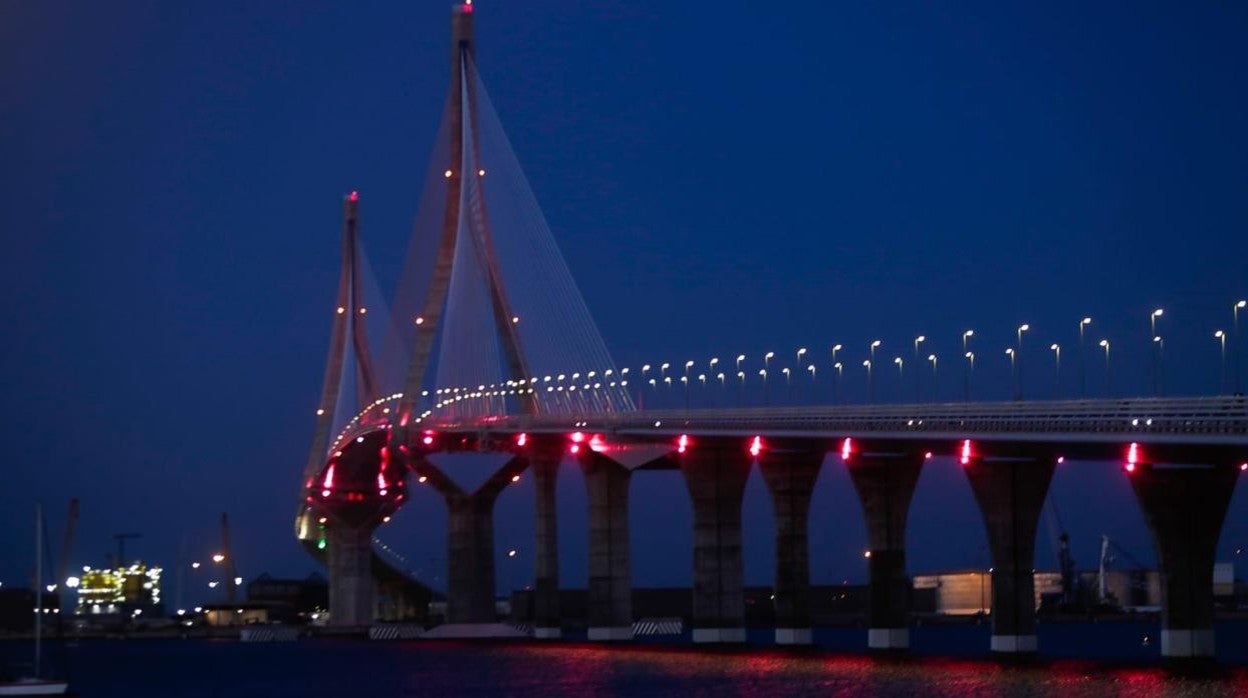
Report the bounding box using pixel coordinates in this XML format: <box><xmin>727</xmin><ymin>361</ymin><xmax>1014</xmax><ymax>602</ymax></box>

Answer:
<box><xmin>960</xmin><ymin>439</ymin><xmax>973</xmax><ymax>465</ymax></box>
<box><xmin>516</xmin><ymin>433</ymin><xmax>528</xmax><ymax>447</ymax></box>
<box><xmin>376</xmin><ymin>471</ymin><xmax>388</xmax><ymax>491</ymax></box>
<box><xmin>321</xmin><ymin>490</ymin><xmax>330</xmax><ymax>498</ymax></box>
<box><xmin>511</xmin><ymin>474</ymin><xmax>520</xmax><ymax>483</ymax></box>
<box><xmin>571</xmin><ymin>432</ymin><xmax>585</xmax><ymax>443</ymax></box>
<box><xmin>322</xmin><ymin>464</ymin><xmax>335</xmax><ymax>490</ymax></box>
<box><xmin>589</xmin><ymin>434</ymin><xmax>606</xmax><ymax>453</ymax></box>
<box><xmin>569</xmin><ymin>444</ymin><xmax>580</xmax><ymax>455</ymax></box>
<box><xmin>749</xmin><ymin>436</ymin><xmax>763</xmax><ymax>457</ymax></box>
<box><xmin>1240</xmin><ymin>462</ymin><xmax>1246</xmax><ymax>472</ymax></box>
<box><xmin>1057</xmin><ymin>456</ymin><xmax>1065</xmax><ymax>464</ymax></box>
<box><xmin>677</xmin><ymin>434</ymin><xmax>689</xmax><ymax>454</ymax></box>
<box><xmin>1125</xmin><ymin>442</ymin><xmax>1140</xmax><ymax>473</ymax></box>
<box><xmin>840</xmin><ymin>438</ymin><xmax>853</xmax><ymax>461</ymax></box>
<box><xmin>348</xmin><ymin>191</ymin><xmax>359</xmax><ymax>202</ymax></box>
<box><xmin>924</xmin><ymin>452</ymin><xmax>933</xmax><ymax>460</ymax></box>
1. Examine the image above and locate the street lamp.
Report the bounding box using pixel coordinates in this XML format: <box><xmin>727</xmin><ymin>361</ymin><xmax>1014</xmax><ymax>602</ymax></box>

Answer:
<box><xmin>759</xmin><ymin>369</ymin><xmax>769</xmax><ymax>405</ymax></box>
<box><xmin>782</xmin><ymin>367</ymin><xmax>792</xmax><ymax>402</ymax></box>
<box><xmin>1005</xmin><ymin>348</ymin><xmax>1017</xmax><ymax>400</ymax></box>
<box><xmin>1079</xmin><ymin>317</ymin><xmax>1092</xmax><ymax>397</ymax></box>
<box><xmin>927</xmin><ymin>354</ymin><xmax>937</xmax><ymax>401</ymax></box>
<box><xmin>833</xmin><ymin>362</ymin><xmax>843</xmax><ymax>403</ymax></box>
<box><xmin>1099</xmin><ymin>339</ymin><xmax>1111</xmax><ymax>395</ymax></box>
<box><xmin>870</xmin><ymin>340</ymin><xmax>881</xmax><ymax>365</ymax></box>
<box><xmin>863</xmin><ymin>360</ymin><xmax>874</xmax><ymax>403</ymax></box>
<box><xmin>1016</xmin><ymin>324</ymin><xmax>1029</xmax><ymax>401</ymax></box>
<box><xmin>832</xmin><ymin>344</ymin><xmax>842</xmax><ymax>365</ymax></box>
<box><xmin>797</xmin><ymin>347</ymin><xmax>807</xmax><ymax>368</ymax></box>
<box><xmin>736</xmin><ymin>371</ymin><xmax>746</xmax><ymax>406</ymax></box>
<box><xmin>913</xmin><ymin>336</ymin><xmax>926</xmax><ymax>401</ymax></box>
<box><xmin>709</xmin><ymin>357</ymin><xmax>719</xmax><ymax>375</ymax></box>
<box><xmin>962</xmin><ymin>330</ymin><xmax>974</xmax><ymax>353</ymax></box>
<box><xmin>681</xmin><ymin>375</ymin><xmax>690</xmax><ymax>409</ymax></box>
<box><xmin>764</xmin><ymin>352</ymin><xmax>775</xmax><ymax>372</ymax></box>
<box><xmin>1234</xmin><ymin>301</ymin><xmax>1246</xmax><ymax>394</ymax></box>
<box><xmin>1151</xmin><ymin>309</ymin><xmax>1164</xmax><ymax>394</ymax></box>
<box><xmin>964</xmin><ymin>351</ymin><xmax>975</xmax><ymax>401</ymax></box>
<box><xmin>1215</xmin><ymin>330</ymin><xmax>1227</xmax><ymax>394</ymax></box>
<box><xmin>1153</xmin><ymin>335</ymin><xmax>1164</xmax><ymax>396</ymax></box>
<box><xmin>1050</xmin><ymin>344</ymin><xmax>1061</xmax><ymax>396</ymax></box>
<box><xmin>660</xmin><ymin>362</ymin><xmax>670</xmax><ymax>380</ymax></box>
<box><xmin>736</xmin><ymin>355</ymin><xmax>745</xmax><ymax>372</ymax></box>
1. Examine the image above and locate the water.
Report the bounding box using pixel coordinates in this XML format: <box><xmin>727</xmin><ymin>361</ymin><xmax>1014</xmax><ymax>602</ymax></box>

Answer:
<box><xmin>4</xmin><ymin>622</ymin><xmax>1246</xmax><ymax>696</ymax></box>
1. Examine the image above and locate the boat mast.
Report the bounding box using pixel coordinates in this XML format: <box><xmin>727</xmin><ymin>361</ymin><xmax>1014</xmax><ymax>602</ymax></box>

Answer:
<box><xmin>34</xmin><ymin>504</ymin><xmax>43</xmax><ymax>679</ymax></box>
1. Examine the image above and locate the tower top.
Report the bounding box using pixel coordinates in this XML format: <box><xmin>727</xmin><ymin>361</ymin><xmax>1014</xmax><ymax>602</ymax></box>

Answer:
<box><xmin>451</xmin><ymin>2</ymin><xmax>475</xmax><ymax>65</ymax></box>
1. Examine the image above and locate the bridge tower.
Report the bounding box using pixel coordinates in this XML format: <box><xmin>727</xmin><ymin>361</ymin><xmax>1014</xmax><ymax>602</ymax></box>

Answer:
<box><xmin>386</xmin><ymin>2</ymin><xmax>544</xmax><ymax>635</ymax></box>
<box><xmin>297</xmin><ymin>192</ymin><xmax>406</xmax><ymax>627</ymax></box>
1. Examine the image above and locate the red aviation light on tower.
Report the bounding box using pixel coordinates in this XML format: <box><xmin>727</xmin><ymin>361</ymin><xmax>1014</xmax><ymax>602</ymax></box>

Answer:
<box><xmin>1125</xmin><ymin>442</ymin><xmax>1140</xmax><ymax>473</ymax></box>
<box><xmin>960</xmin><ymin>439</ymin><xmax>973</xmax><ymax>466</ymax></box>
<box><xmin>749</xmin><ymin>436</ymin><xmax>763</xmax><ymax>457</ymax></box>
<box><xmin>840</xmin><ymin>438</ymin><xmax>853</xmax><ymax>462</ymax></box>
<box><xmin>422</xmin><ymin>430</ymin><xmax>436</xmax><ymax>446</ymax></box>
<box><xmin>348</xmin><ymin>191</ymin><xmax>359</xmax><ymax>202</ymax></box>
<box><xmin>463</xmin><ymin>0</ymin><xmax>473</xmax><ymax>12</ymax></box>
<box><xmin>677</xmin><ymin>434</ymin><xmax>689</xmax><ymax>454</ymax></box>
<box><xmin>322</xmin><ymin>464</ymin><xmax>336</xmax><ymax>490</ymax></box>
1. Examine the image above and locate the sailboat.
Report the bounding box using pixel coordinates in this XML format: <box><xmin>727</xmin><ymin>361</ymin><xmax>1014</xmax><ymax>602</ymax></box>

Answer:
<box><xmin>0</xmin><ymin>505</ymin><xmax>70</xmax><ymax>696</ymax></box>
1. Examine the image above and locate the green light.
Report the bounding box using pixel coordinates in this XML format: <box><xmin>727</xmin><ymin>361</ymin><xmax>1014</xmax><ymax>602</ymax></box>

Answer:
<box><xmin>317</xmin><ymin>539</ymin><xmax>327</xmax><ymax>550</ymax></box>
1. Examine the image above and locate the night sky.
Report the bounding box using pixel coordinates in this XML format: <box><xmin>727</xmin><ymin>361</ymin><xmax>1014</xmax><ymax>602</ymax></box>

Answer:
<box><xmin>3</xmin><ymin>1</ymin><xmax>1247</xmax><ymax>605</ymax></box>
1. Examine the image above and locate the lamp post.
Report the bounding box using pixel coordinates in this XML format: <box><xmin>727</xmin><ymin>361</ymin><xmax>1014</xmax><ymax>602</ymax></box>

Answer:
<box><xmin>782</xmin><ymin>367</ymin><xmax>792</xmax><ymax>403</ymax></box>
<box><xmin>759</xmin><ymin>369</ymin><xmax>769</xmax><ymax>405</ymax></box>
<box><xmin>736</xmin><ymin>371</ymin><xmax>745</xmax><ymax>406</ymax></box>
<box><xmin>832</xmin><ymin>344</ymin><xmax>842</xmax><ymax>366</ymax></box>
<box><xmin>735</xmin><ymin>355</ymin><xmax>745</xmax><ymax>372</ymax></box>
<box><xmin>893</xmin><ymin>357</ymin><xmax>904</xmax><ymax>399</ymax></box>
<box><xmin>764</xmin><ymin>352</ymin><xmax>775</xmax><ymax>373</ymax></box>
<box><xmin>1005</xmin><ymin>348</ymin><xmax>1016</xmax><ymax>399</ymax></box>
<box><xmin>1150</xmin><ymin>309</ymin><xmax>1164</xmax><ymax>395</ymax></box>
<box><xmin>863</xmin><ymin>360</ymin><xmax>874</xmax><ymax>403</ymax></box>
<box><xmin>913</xmin><ymin>335</ymin><xmax>926</xmax><ymax>401</ymax></box>
<box><xmin>927</xmin><ymin>354</ymin><xmax>937</xmax><ymax>401</ymax></box>
<box><xmin>964</xmin><ymin>351</ymin><xmax>975</xmax><ymax>401</ymax></box>
<box><xmin>1079</xmin><ymin>317</ymin><xmax>1092</xmax><ymax>397</ymax></box>
<box><xmin>1234</xmin><ymin>301</ymin><xmax>1246</xmax><ymax>394</ymax></box>
<box><xmin>660</xmin><ymin>362</ymin><xmax>670</xmax><ymax>381</ymax></box>
<box><xmin>1016</xmin><ymin>324</ymin><xmax>1029</xmax><ymax>400</ymax></box>
<box><xmin>1152</xmin><ymin>335</ymin><xmax>1164</xmax><ymax>396</ymax></box>
<box><xmin>1050</xmin><ymin>344</ymin><xmax>1061</xmax><ymax>397</ymax></box>
<box><xmin>1099</xmin><ymin>339</ymin><xmax>1111</xmax><ymax>395</ymax></box>
<box><xmin>833</xmin><ymin>362</ymin><xmax>843</xmax><ymax>404</ymax></box>
<box><xmin>1215</xmin><ymin>330</ymin><xmax>1227</xmax><ymax>394</ymax></box>
<box><xmin>681</xmin><ymin>375</ymin><xmax>690</xmax><ymax>409</ymax></box>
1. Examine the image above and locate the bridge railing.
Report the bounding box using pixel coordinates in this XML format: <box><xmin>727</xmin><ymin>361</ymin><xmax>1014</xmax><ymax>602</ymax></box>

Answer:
<box><xmin>427</xmin><ymin>396</ymin><xmax>1248</xmax><ymax>441</ymax></box>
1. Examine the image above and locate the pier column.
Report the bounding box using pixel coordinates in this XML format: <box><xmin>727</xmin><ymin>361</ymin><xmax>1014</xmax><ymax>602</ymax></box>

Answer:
<box><xmin>759</xmin><ymin>448</ymin><xmax>823</xmax><ymax>645</ymax></box>
<box><xmin>327</xmin><ymin>523</ymin><xmax>375</xmax><ymax>626</ymax></box>
<box><xmin>963</xmin><ymin>454</ymin><xmax>1055</xmax><ymax>657</ymax></box>
<box><xmin>846</xmin><ymin>451</ymin><xmax>924</xmax><ymax>650</ymax></box>
<box><xmin>680</xmin><ymin>445</ymin><xmax>752</xmax><ymax>643</ymax></box>
<box><xmin>415</xmin><ymin>456</ymin><xmax>528</xmax><ymax>625</ymax></box>
<box><xmin>531</xmin><ymin>440</ymin><xmax>563</xmax><ymax>639</ymax></box>
<box><xmin>581</xmin><ymin>452</ymin><xmax>633</xmax><ymax>641</ymax></box>
<box><xmin>1128</xmin><ymin>460</ymin><xmax>1241</xmax><ymax>662</ymax></box>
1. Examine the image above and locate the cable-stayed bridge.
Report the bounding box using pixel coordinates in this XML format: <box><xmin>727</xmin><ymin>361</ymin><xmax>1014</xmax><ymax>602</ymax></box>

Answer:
<box><xmin>295</xmin><ymin>3</ymin><xmax>1248</xmax><ymax>662</ymax></box>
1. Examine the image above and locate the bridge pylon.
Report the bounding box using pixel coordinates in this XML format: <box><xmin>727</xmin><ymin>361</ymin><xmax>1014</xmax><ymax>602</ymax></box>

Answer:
<box><xmin>296</xmin><ymin>192</ymin><xmax>406</xmax><ymax>627</ymax></box>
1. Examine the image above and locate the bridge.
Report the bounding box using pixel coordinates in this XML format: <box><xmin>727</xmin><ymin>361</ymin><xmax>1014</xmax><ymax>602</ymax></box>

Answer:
<box><xmin>295</xmin><ymin>2</ymin><xmax>1248</xmax><ymax>663</ymax></box>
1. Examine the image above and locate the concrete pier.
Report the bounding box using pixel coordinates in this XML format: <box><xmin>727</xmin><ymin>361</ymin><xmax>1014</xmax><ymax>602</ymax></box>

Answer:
<box><xmin>758</xmin><ymin>448</ymin><xmax>824</xmax><ymax>645</ymax></box>
<box><xmin>680</xmin><ymin>446</ymin><xmax>752</xmax><ymax>643</ymax></box>
<box><xmin>1128</xmin><ymin>460</ymin><xmax>1240</xmax><ymax>662</ymax></box>
<box><xmin>415</xmin><ymin>456</ymin><xmax>528</xmax><ymax>626</ymax></box>
<box><xmin>580</xmin><ymin>452</ymin><xmax>633</xmax><ymax>641</ymax></box>
<box><xmin>846</xmin><ymin>451</ymin><xmax>924</xmax><ymax>650</ymax></box>
<box><xmin>327</xmin><ymin>523</ymin><xmax>375</xmax><ymax>626</ymax></box>
<box><xmin>963</xmin><ymin>454</ymin><xmax>1055</xmax><ymax>657</ymax></box>
<box><xmin>530</xmin><ymin>441</ymin><xmax>563</xmax><ymax>639</ymax></box>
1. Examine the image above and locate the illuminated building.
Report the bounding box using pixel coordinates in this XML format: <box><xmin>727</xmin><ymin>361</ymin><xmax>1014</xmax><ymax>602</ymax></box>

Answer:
<box><xmin>74</xmin><ymin>562</ymin><xmax>163</xmax><ymax>616</ymax></box>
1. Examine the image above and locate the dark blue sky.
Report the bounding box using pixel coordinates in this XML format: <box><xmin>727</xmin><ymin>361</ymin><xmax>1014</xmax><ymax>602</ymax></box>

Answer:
<box><xmin>2</xmin><ymin>1</ymin><xmax>1247</xmax><ymax>603</ymax></box>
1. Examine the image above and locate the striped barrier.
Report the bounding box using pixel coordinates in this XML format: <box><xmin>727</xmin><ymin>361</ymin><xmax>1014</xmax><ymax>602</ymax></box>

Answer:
<box><xmin>241</xmin><ymin>625</ymin><xmax>300</xmax><ymax>642</ymax></box>
<box><xmin>369</xmin><ymin>624</ymin><xmax>425</xmax><ymax>641</ymax></box>
<box><xmin>633</xmin><ymin>618</ymin><xmax>683</xmax><ymax>636</ymax></box>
